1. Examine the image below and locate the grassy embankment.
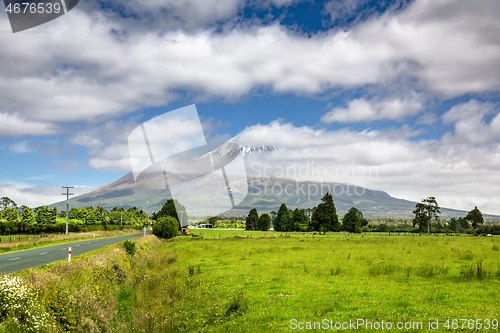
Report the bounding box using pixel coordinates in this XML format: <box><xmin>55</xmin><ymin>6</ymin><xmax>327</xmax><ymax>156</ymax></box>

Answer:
<box><xmin>0</xmin><ymin>229</ymin><xmax>143</xmax><ymax>254</ymax></box>
<box><xmin>1</xmin><ymin>230</ymin><xmax>499</xmax><ymax>332</ymax></box>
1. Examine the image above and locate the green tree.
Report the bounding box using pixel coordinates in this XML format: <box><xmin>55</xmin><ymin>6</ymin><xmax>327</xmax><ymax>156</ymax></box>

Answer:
<box><xmin>0</xmin><ymin>197</ymin><xmax>17</xmax><ymax>211</ymax></box>
<box><xmin>69</xmin><ymin>207</ymin><xmax>84</xmax><ymax>220</ymax></box>
<box><xmin>245</xmin><ymin>208</ymin><xmax>259</xmax><ymax>231</ymax></box>
<box><xmin>290</xmin><ymin>209</ymin><xmax>309</xmax><ymax>232</ymax></box>
<box><xmin>412</xmin><ymin>197</ymin><xmax>441</xmax><ymax>234</ymax></box>
<box><xmin>274</xmin><ymin>204</ymin><xmax>290</xmax><ymax>232</ymax></box>
<box><xmin>83</xmin><ymin>207</ymin><xmax>97</xmax><ymax>225</ymax></box>
<box><xmin>21</xmin><ymin>206</ymin><xmax>35</xmax><ymax>224</ymax></box>
<box><xmin>465</xmin><ymin>206</ymin><xmax>484</xmax><ymax>230</ymax></box>
<box><xmin>447</xmin><ymin>217</ymin><xmax>459</xmax><ymax>232</ymax></box>
<box><xmin>152</xmin><ymin>216</ymin><xmax>178</xmax><ymax>239</ymax></box>
<box><xmin>458</xmin><ymin>217</ymin><xmax>470</xmax><ymax>230</ymax></box>
<box><xmin>1</xmin><ymin>207</ymin><xmax>19</xmax><ymax>223</ymax></box>
<box><xmin>153</xmin><ymin>199</ymin><xmax>187</xmax><ymax>227</ymax></box>
<box><xmin>50</xmin><ymin>207</ymin><xmax>57</xmax><ymax>224</ymax></box>
<box><xmin>35</xmin><ymin>206</ymin><xmax>53</xmax><ymax>224</ymax></box>
<box><xmin>342</xmin><ymin>207</ymin><xmax>367</xmax><ymax>233</ymax></box>
<box><xmin>257</xmin><ymin>213</ymin><xmax>271</xmax><ymax>231</ymax></box>
<box><xmin>269</xmin><ymin>211</ymin><xmax>277</xmax><ymax>227</ymax></box>
<box><xmin>310</xmin><ymin>192</ymin><xmax>340</xmax><ymax>232</ymax></box>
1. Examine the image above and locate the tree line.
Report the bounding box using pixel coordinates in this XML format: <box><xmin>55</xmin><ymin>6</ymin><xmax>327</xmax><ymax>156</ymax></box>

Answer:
<box><xmin>243</xmin><ymin>194</ymin><xmax>496</xmax><ymax>235</ymax></box>
<box><xmin>411</xmin><ymin>197</ymin><xmax>490</xmax><ymax>234</ymax></box>
<box><xmin>245</xmin><ymin>192</ymin><xmax>368</xmax><ymax>233</ymax></box>
<box><xmin>0</xmin><ymin>196</ymin><xmax>149</xmax><ymax>235</ymax></box>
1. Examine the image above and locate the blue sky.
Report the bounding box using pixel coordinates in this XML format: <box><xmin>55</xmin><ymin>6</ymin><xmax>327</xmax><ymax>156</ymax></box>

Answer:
<box><xmin>1</xmin><ymin>0</ymin><xmax>500</xmax><ymax>214</ymax></box>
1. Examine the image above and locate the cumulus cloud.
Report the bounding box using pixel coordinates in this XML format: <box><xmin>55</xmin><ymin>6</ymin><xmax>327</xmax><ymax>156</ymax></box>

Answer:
<box><xmin>235</xmin><ymin>119</ymin><xmax>500</xmax><ymax>214</ymax></box>
<box><xmin>67</xmin><ymin>111</ymin><xmax>221</xmax><ymax>172</ymax></box>
<box><xmin>69</xmin><ymin>118</ymin><xmax>141</xmax><ymax>172</ymax></box>
<box><xmin>93</xmin><ymin>0</ymin><xmax>243</xmax><ymax>32</ymax></box>
<box><xmin>353</xmin><ymin>0</ymin><xmax>500</xmax><ymax>96</ymax></box>
<box><xmin>321</xmin><ymin>92</ymin><xmax>423</xmax><ymax>123</ymax></box>
<box><xmin>0</xmin><ymin>113</ymin><xmax>59</xmax><ymax>137</ymax></box>
<box><xmin>0</xmin><ymin>0</ymin><xmax>498</xmax><ymax>127</ymax></box>
<box><xmin>416</xmin><ymin>112</ymin><xmax>438</xmax><ymax>126</ymax></box>
<box><xmin>84</xmin><ymin>0</ymin><xmax>301</xmax><ymax>32</ymax></box>
<box><xmin>441</xmin><ymin>100</ymin><xmax>500</xmax><ymax>144</ymax></box>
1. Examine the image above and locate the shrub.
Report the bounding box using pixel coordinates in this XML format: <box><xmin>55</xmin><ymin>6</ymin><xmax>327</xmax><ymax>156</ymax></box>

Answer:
<box><xmin>123</xmin><ymin>240</ymin><xmax>137</xmax><ymax>256</ymax></box>
<box><xmin>0</xmin><ymin>275</ymin><xmax>52</xmax><ymax>331</ymax></box>
<box><xmin>152</xmin><ymin>216</ymin><xmax>179</xmax><ymax>239</ymax></box>
<box><xmin>44</xmin><ymin>290</ymin><xmax>78</xmax><ymax>331</ymax></box>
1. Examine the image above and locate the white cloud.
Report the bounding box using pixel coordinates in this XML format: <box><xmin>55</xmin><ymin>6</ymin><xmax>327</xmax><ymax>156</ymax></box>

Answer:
<box><xmin>100</xmin><ymin>0</ymin><xmax>243</xmax><ymax>31</ymax></box>
<box><xmin>353</xmin><ymin>0</ymin><xmax>500</xmax><ymax>96</ymax></box>
<box><xmin>66</xmin><ymin>109</ymin><xmax>229</xmax><ymax>172</ymax></box>
<box><xmin>321</xmin><ymin>92</ymin><xmax>423</xmax><ymax>123</ymax></box>
<box><xmin>76</xmin><ymin>0</ymin><xmax>304</xmax><ymax>33</ymax></box>
<box><xmin>1</xmin><ymin>0</ymin><xmax>498</xmax><ymax>126</ymax></box>
<box><xmin>236</xmin><ymin>118</ymin><xmax>500</xmax><ymax>214</ymax></box>
<box><xmin>441</xmin><ymin>100</ymin><xmax>500</xmax><ymax>144</ymax></box>
<box><xmin>323</xmin><ymin>0</ymin><xmax>377</xmax><ymax>25</ymax></box>
<box><xmin>0</xmin><ymin>113</ymin><xmax>59</xmax><ymax>137</ymax></box>
<box><xmin>0</xmin><ymin>183</ymin><xmax>94</xmax><ymax>208</ymax></box>
<box><xmin>68</xmin><ymin>118</ymin><xmax>141</xmax><ymax>172</ymax></box>
<box><xmin>5</xmin><ymin>141</ymin><xmax>31</xmax><ymax>154</ymax></box>
<box><xmin>416</xmin><ymin>112</ymin><xmax>437</xmax><ymax>126</ymax></box>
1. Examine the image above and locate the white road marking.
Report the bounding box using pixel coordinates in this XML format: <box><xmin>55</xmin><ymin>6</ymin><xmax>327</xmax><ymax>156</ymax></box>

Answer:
<box><xmin>39</xmin><ymin>252</ymin><xmax>47</xmax><ymax>255</ymax></box>
<box><xmin>76</xmin><ymin>245</ymin><xmax>80</xmax><ymax>247</ymax></box>
<box><xmin>9</xmin><ymin>257</ymin><xmax>21</xmax><ymax>261</ymax></box>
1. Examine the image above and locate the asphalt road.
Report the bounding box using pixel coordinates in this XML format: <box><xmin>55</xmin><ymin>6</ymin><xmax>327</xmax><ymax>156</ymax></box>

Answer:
<box><xmin>0</xmin><ymin>233</ymin><xmax>146</xmax><ymax>274</ymax></box>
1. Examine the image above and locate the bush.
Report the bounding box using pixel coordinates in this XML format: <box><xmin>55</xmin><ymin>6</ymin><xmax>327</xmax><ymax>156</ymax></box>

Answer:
<box><xmin>123</xmin><ymin>240</ymin><xmax>137</xmax><ymax>256</ymax></box>
<box><xmin>44</xmin><ymin>290</ymin><xmax>78</xmax><ymax>331</ymax></box>
<box><xmin>0</xmin><ymin>275</ymin><xmax>53</xmax><ymax>331</ymax></box>
<box><xmin>475</xmin><ymin>224</ymin><xmax>500</xmax><ymax>235</ymax></box>
<box><xmin>152</xmin><ymin>216</ymin><xmax>179</xmax><ymax>239</ymax></box>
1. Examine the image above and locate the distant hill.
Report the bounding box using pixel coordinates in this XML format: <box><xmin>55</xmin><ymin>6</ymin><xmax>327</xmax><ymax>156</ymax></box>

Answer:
<box><xmin>50</xmin><ymin>172</ymin><xmax>500</xmax><ymax>220</ymax></box>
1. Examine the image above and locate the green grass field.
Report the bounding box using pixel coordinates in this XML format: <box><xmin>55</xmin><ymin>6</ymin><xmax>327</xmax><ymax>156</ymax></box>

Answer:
<box><xmin>2</xmin><ymin>231</ymin><xmax>499</xmax><ymax>332</ymax></box>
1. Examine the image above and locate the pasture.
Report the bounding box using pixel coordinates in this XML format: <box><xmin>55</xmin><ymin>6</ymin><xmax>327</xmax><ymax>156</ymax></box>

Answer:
<box><xmin>2</xmin><ymin>231</ymin><xmax>499</xmax><ymax>332</ymax></box>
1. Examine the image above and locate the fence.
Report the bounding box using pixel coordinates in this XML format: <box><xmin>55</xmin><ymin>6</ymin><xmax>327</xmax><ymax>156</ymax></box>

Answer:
<box><xmin>0</xmin><ymin>233</ymin><xmax>50</xmax><ymax>243</ymax></box>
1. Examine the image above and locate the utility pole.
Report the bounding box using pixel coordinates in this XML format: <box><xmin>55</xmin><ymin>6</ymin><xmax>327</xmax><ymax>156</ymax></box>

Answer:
<box><xmin>62</xmin><ymin>186</ymin><xmax>74</xmax><ymax>234</ymax></box>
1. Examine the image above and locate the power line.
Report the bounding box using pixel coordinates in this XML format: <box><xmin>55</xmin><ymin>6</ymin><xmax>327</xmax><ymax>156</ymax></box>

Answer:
<box><xmin>0</xmin><ymin>164</ymin><xmax>56</xmax><ymax>187</ymax></box>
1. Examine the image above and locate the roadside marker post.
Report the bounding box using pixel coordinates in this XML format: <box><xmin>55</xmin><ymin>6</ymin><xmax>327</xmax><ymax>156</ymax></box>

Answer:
<box><xmin>68</xmin><ymin>247</ymin><xmax>71</xmax><ymax>263</ymax></box>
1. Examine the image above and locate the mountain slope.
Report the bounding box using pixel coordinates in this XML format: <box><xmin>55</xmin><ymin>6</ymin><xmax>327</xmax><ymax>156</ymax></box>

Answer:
<box><xmin>51</xmin><ymin>173</ymin><xmax>498</xmax><ymax>219</ymax></box>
